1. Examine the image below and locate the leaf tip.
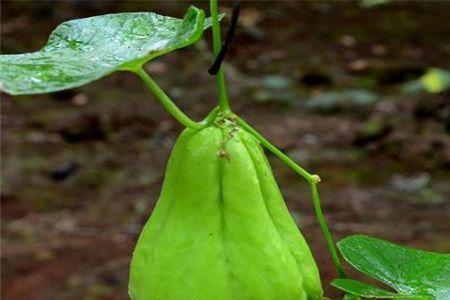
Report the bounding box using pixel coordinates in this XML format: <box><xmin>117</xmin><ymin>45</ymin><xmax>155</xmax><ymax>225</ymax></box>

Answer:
<box><xmin>338</xmin><ymin>234</ymin><xmax>369</xmax><ymax>248</ymax></box>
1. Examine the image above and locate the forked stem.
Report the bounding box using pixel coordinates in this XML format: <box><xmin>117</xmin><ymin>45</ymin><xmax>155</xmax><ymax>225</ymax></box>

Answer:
<box><xmin>210</xmin><ymin>0</ymin><xmax>231</xmax><ymax>113</ymax></box>
<box><xmin>135</xmin><ymin>68</ymin><xmax>204</xmax><ymax>130</ymax></box>
<box><xmin>237</xmin><ymin>116</ymin><xmax>346</xmax><ymax>279</ymax></box>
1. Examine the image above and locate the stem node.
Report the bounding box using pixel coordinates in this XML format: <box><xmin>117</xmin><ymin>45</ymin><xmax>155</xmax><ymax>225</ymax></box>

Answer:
<box><xmin>311</xmin><ymin>174</ymin><xmax>321</xmax><ymax>184</ymax></box>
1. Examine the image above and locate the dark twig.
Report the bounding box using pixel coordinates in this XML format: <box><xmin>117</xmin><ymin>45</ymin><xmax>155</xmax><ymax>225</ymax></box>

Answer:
<box><xmin>208</xmin><ymin>1</ymin><xmax>240</xmax><ymax>75</ymax></box>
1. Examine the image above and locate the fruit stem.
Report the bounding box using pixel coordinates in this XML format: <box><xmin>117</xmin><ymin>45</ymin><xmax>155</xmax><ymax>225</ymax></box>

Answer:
<box><xmin>237</xmin><ymin>116</ymin><xmax>346</xmax><ymax>279</ymax></box>
<box><xmin>135</xmin><ymin>68</ymin><xmax>204</xmax><ymax>130</ymax></box>
<box><xmin>210</xmin><ymin>0</ymin><xmax>231</xmax><ymax>113</ymax></box>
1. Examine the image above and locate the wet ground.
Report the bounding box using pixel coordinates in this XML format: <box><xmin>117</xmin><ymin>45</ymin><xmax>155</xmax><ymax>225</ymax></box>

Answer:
<box><xmin>1</xmin><ymin>1</ymin><xmax>450</xmax><ymax>299</ymax></box>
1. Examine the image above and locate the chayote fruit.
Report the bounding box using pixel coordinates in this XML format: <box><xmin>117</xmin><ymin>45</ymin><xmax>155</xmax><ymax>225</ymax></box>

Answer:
<box><xmin>129</xmin><ymin>114</ymin><xmax>323</xmax><ymax>300</ymax></box>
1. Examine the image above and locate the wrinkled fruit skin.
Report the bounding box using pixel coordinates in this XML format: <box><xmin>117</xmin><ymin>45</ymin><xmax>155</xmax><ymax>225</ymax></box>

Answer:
<box><xmin>129</xmin><ymin>116</ymin><xmax>323</xmax><ymax>300</ymax></box>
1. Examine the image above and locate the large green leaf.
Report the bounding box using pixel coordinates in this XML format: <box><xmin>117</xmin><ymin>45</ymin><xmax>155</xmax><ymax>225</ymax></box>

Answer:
<box><xmin>0</xmin><ymin>6</ymin><xmax>209</xmax><ymax>95</ymax></box>
<box><xmin>332</xmin><ymin>279</ymin><xmax>430</xmax><ymax>299</ymax></box>
<box><xmin>332</xmin><ymin>235</ymin><xmax>450</xmax><ymax>299</ymax></box>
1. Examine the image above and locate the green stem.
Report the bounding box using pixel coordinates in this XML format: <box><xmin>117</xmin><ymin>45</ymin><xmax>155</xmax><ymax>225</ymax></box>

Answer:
<box><xmin>310</xmin><ymin>183</ymin><xmax>346</xmax><ymax>279</ymax></box>
<box><xmin>135</xmin><ymin>68</ymin><xmax>203</xmax><ymax>130</ymax></box>
<box><xmin>210</xmin><ymin>0</ymin><xmax>231</xmax><ymax>113</ymax></box>
<box><xmin>237</xmin><ymin>116</ymin><xmax>346</xmax><ymax>279</ymax></box>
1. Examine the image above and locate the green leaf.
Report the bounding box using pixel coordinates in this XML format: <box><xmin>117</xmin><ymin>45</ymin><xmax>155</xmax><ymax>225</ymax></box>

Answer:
<box><xmin>332</xmin><ymin>279</ymin><xmax>428</xmax><ymax>299</ymax></box>
<box><xmin>342</xmin><ymin>293</ymin><xmax>361</xmax><ymax>300</ymax></box>
<box><xmin>204</xmin><ymin>13</ymin><xmax>225</xmax><ymax>29</ymax></box>
<box><xmin>343</xmin><ymin>294</ymin><xmax>363</xmax><ymax>300</ymax></box>
<box><xmin>335</xmin><ymin>235</ymin><xmax>450</xmax><ymax>300</ymax></box>
<box><xmin>0</xmin><ymin>6</ymin><xmax>209</xmax><ymax>95</ymax></box>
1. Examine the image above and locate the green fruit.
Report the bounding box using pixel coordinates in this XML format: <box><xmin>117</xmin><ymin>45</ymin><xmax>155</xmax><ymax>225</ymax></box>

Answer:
<box><xmin>129</xmin><ymin>114</ymin><xmax>323</xmax><ymax>300</ymax></box>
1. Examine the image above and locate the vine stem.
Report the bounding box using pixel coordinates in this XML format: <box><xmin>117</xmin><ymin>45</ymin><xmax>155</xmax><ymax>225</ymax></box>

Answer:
<box><xmin>310</xmin><ymin>184</ymin><xmax>346</xmax><ymax>279</ymax></box>
<box><xmin>210</xmin><ymin>0</ymin><xmax>231</xmax><ymax>113</ymax></box>
<box><xmin>237</xmin><ymin>116</ymin><xmax>347</xmax><ymax>279</ymax></box>
<box><xmin>135</xmin><ymin>68</ymin><xmax>203</xmax><ymax>130</ymax></box>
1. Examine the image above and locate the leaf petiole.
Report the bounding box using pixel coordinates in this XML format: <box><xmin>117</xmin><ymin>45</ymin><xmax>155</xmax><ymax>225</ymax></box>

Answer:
<box><xmin>135</xmin><ymin>68</ymin><xmax>204</xmax><ymax>130</ymax></box>
<box><xmin>237</xmin><ymin>116</ymin><xmax>346</xmax><ymax>279</ymax></box>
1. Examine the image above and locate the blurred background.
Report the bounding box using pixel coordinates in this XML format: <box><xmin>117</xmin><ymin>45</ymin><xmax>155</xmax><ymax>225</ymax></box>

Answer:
<box><xmin>1</xmin><ymin>1</ymin><xmax>450</xmax><ymax>299</ymax></box>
